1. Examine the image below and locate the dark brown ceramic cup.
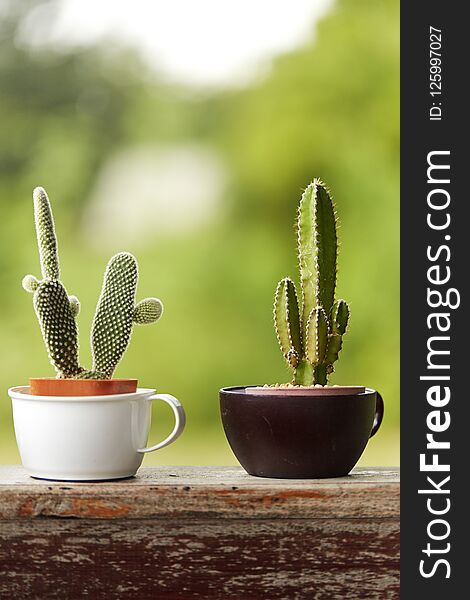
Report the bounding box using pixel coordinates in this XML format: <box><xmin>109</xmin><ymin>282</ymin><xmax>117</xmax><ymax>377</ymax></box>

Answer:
<box><xmin>219</xmin><ymin>386</ymin><xmax>384</xmax><ymax>478</ymax></box>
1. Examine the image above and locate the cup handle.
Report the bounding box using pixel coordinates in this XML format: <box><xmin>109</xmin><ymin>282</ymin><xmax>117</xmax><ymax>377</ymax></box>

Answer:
<box><xmin>369</xmin><ymin>391</ymin><xmax>384</xmax><ymax>438</ymax></box>
<box><xmin>137</xmin><ymin>394</ymin><xmax>186</xmax><ymax>453</ymax></box>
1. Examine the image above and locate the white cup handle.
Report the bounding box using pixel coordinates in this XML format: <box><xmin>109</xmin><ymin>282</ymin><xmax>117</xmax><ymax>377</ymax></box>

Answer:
<box><xmin>137</xmin><ymin>394</ymin><xmax>186</xmax><ymax>453</ymax></box>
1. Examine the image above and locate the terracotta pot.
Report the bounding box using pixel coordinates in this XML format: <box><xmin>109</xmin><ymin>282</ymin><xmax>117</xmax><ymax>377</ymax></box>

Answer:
<box><xmin>219</xmin><ymin>385</ymin><xmax>384</xmax><ymax>479</ymax></box>
<box><xmin>29</xmin><ymin>378</ymin><xmax>138</xmax><ymax>397</ymax></box>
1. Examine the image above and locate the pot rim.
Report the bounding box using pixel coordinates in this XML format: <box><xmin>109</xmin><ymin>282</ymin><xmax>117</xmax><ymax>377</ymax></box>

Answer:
<box><xmin>29</xmin><ymin>377</ymin><xmax>137</xmax><ymax>382</ymax></box>
<box><xmin>8</xmin><ymin>386</ymin><xmax>156</xmax><ymax>403</ymax></box>
<box><xmin>220</xmin><ymin>385</ymin><xmax>375</xmax><ymax>397</ymax></box>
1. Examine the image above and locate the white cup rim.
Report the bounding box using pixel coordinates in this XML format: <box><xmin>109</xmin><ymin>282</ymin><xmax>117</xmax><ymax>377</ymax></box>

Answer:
<box><xmin>8</xmin><ymin>386</ymin><xmax>156</xmax><ymax>402</ymax></box>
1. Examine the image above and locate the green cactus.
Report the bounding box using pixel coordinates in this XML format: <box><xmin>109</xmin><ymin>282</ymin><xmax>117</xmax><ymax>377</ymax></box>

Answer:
<box><xmin>274</xmin><ymin>179</ymin><xmax>350</xmax><ymax>386</ymax></box>
<box><xmin>33</xmin><ymin>280</ymin><xmax>84</xmax><ymax>378</ymax></box>
<box><xmin>23</xmin><ymin>187</ymin><xmax>84</xmax><ymax>378</ymax></box>
<box><xmin>90</xmin><ymin>252</ymin><xmax>163</xmax><ymax>378</ymax></box>
<box><xmin>134</xmin><ymin>298</ymin><xmax>164</xmax><ymax>324</ymax></box>
<box><xmin>23</xmin><ymin>187</ymin><xmax>163</xmax><ymax>380</ymax></box>
<box><xmin>33</xmin><ymin>187</ymin><xmax>60</xmax><ymax>280</ymax></box>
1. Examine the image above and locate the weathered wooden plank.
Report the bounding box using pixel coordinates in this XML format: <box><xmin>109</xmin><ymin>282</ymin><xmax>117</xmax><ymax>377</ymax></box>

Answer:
<box><xmin>0</xmin><ymin>466</ymin><xmax>400</xmax><ymax>599</ymax></box>
<box><xmin>0</xmin><ymin>518</ymin><xmax>399</xmax><ymax>599</ymax></box>
<box><xmin>0</xmin><ymin>466</ymin><xmax>399</xmax><ymax>520</ymax></box>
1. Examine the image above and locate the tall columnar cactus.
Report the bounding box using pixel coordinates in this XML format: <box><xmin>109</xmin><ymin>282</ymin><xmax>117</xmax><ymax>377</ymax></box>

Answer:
<box><xmin>23</xmin><ymin>187</ymin><xmax>163</xmax><ymax>379</ymax></box>
<box><xmin>274</xmin><ymin>179</ymin><xmax>350</xmax><ymax>386</ymax></box>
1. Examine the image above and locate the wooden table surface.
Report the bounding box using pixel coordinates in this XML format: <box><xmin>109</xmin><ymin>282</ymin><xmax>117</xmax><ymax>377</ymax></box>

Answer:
<box><xmin>0</xmin><ymin>466</ymin><xmax>399</xmax><ymax>599</ymax></box>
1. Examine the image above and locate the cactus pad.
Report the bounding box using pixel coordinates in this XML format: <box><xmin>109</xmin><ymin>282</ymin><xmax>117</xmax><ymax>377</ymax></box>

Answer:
<box><xmin>91</xmin><ymin>252</ymin><xmax>138</xmax><ymax>378</ymax></box>
<box><xmin>22</xmin><ymin>275</ymin><xmax>39</xmax><ymax>293</ymax></box>
<box><xmin>33</xmin><ymin>187</ymin><xmax>60</xmax><ymax>280</ymax></box>
<box><xmin>33</xmin><ymin>280</ymin><xmax>83</xmax><ymax>378</ymax></box>
<box><xmin>68</xmin><ymin>295</ymin><xmax>81</xmax><ymax>317</ymax></box>
<box><xmin>133</xmin><ymin>298</ymin><xmax>164</xmax><ymax>324</ymax></box>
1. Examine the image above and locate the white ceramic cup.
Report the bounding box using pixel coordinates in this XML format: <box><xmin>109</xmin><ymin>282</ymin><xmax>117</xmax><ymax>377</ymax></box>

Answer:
<box><xmin>8</xmin><ymin>386</ymin><xmax>186</xmax><ymax>481</ymax></box>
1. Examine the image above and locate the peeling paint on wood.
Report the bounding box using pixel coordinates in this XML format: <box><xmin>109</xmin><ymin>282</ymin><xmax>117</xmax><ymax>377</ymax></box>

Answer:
<box><xmin>0</xmin><ymin>466</ymin><xmax>399</xmax><ymax>599</ymax></box>
<box><xmin>0</xmin><ymin>466</ymin><xmax>399</xmax><ymax>520</ymax></box>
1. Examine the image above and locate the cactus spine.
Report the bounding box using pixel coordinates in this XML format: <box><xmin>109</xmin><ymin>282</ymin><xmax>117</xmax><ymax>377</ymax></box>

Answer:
<box><xmin>23</xmin><ymin>187</ymin><xmax>163</xmax><ymax>380</ymax></box>
<box><xmin>274</xmin><ymin>179</ymin><xmax>350</xmax><ymax>386</ymax></box>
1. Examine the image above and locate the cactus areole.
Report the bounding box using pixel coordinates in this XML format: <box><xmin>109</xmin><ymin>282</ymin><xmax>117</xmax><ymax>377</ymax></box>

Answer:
<box><xmin>23</xmin><ymin>187</ymin><xmax>164</xmax><ymax>382</ymax></box>
<box><xmin>274</xmin><ymin>179</ymin><xmax>350</xmax><ymax>386</ymax></box>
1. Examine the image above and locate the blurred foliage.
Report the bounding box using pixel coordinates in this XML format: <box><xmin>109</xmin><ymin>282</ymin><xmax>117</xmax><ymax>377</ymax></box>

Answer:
<box><xmin>0</xmin><ymin>0</ymin><xmax>399</xmax><ymax>465</ymax></box>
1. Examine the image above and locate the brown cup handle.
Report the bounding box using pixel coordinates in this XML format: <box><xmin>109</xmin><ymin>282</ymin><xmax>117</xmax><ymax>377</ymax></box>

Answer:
<box><xmin>370</xmin><ymin>391</ymin><xmax>384</xmax><ymax>438</ymax></box>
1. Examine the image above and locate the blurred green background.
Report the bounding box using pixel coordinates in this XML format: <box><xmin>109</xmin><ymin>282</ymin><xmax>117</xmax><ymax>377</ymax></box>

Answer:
<box><xmin>0</xmin><ymin>0</ymin><xmax>399</xmax><ymax>466</ymax></box>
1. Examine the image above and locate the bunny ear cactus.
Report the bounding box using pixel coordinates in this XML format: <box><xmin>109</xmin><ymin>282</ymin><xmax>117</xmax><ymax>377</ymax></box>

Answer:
<box><xmin>23</xmin><ymin>187</ymin><xmax>84</xmax><ymax>378</ymax></box>
<box><xmin>274</xmin><ymin>179</ymin><xmax>350</xmax><ymax>386</ymax></box>
<box><xmin>90</xmin><ymin>252</ymin><xmax>163</xmax><ymax>379</ymax></box>
<box><xmin>23</xmin><ymin>187</ymin><xmax>163</xmax><ymax>380</ymax></box>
